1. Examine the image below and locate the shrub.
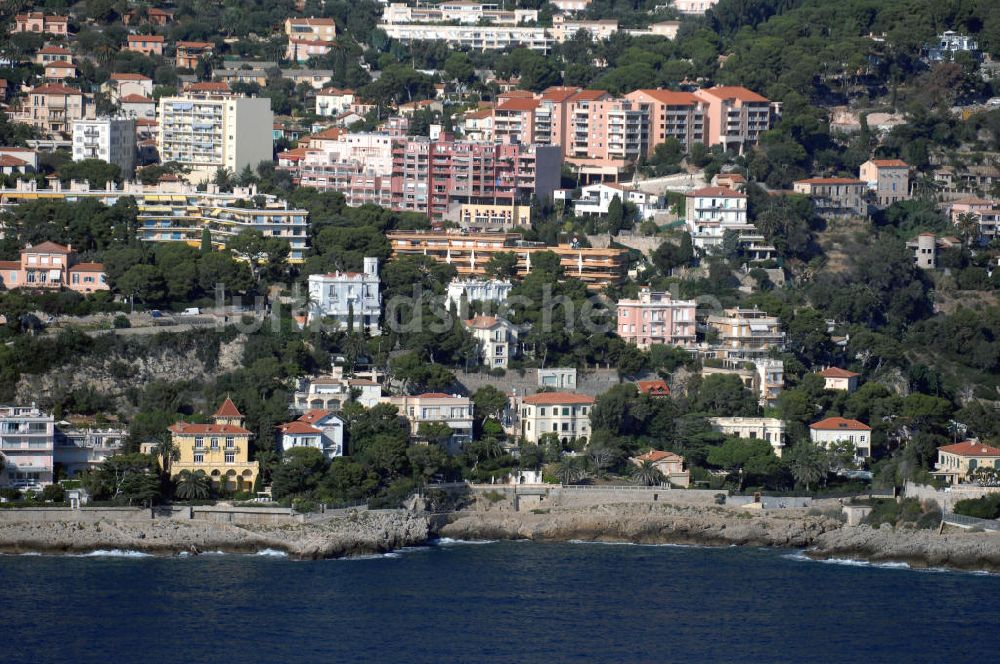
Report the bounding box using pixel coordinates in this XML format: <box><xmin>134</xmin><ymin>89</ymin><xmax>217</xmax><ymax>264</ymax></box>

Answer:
<box><xmin>953</xmin><ymin>495</ymin><xmax>1000</xmax><ymax>520</ymax></box>
<box><xmin>41</xmin><ymin>484</ymin><xmax>65</xmax><ymax>502</ymax></box>
<box><xmin>0</xmin><ymin>488</ymin><xmax>22</xmax><ymax>501</ymax></box>
<box><xmin>113</xmin><ymin>315</ymin><xmax>131</xmax><ymax>329</ymax></box>
<box><xmin>482</xmin><ymin>490</ymin><xmax>506</xmax><ymax>504</ymax></box>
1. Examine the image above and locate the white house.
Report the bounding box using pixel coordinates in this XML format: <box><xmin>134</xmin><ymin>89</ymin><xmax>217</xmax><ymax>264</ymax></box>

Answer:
<box><xmin>684</xmin><ymin>185</ymin><xmax>749</xmax><ymax>249</ymax></box>
<box><xmin>315</xmin><ymin>87</ymin><xmax>356</xmax><ymax>117</ymax></box>
<box><xmin>809</xmin><ymin>417</ymin><xmax>871</xmax><ymax>460</ymax></box>
<box><xmin>817</xmin><ymin>367</ymin><xmax>860</xmax><ymax>393</ymax></box>
<box><xmin>385</xmin><ymin>393</ymin><xmax>474</xmax><ymax>452</ymax></box>
<box><xmin>278</xmin><ymin>409</ymin><xmax>345</xmax><ymax>459</ymax></box>
<box><xmin>574</xmin><ymin>182</ymin><xmax>662</xmax><ymax>221</ymax></box>
<box><xmin>307</xmin><ymin>257</ymin><xmax>381</xmax><ymax>335</ymax></box>
<box><xmin>707</xmin><ymin>416</ymin><xmax>786</xmax><ymax>457</ymax></box>
<box><xmin>519</xmin><ymin>392</ymin><xmax>593</xmax><ymax>444</ymax></box>
<box><xmin>445</xmin><ymin>278</ymin><xmax>512</xmax><ymax>312</ymax></box>
<box><xmin>292</xmin><ymin>370</ymin><xmax>383</xmax><ymax>412</ymax></box>
<box><xmin>464</xmin><ymin>315</ymin><xmax>518</xmax><ymax>368</ymax></box>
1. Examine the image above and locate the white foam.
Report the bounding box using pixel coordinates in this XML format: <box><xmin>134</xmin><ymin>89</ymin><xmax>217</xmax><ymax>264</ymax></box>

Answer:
<box><xmin>567</xmin><ymin>539</ymin><xmax>701</xmax><ymax>548</ymax></box>
<box><xmin>782</xmin><ymin>551</ymin><xmax>998</xmax><ymax>575</ymax></box>
<box><xmin>342</xmin><ymin>551</ymin><xmax>402</xmax><ymax>560</ymax></box>
<box><xmin>77</xmin><ymin>549</ymin><xmax>152</xmax><ymax>558</ymax></box>
<box><xmin>432</xmin><ymin>537</ymin><xmax>497</xmax><ymax>546</ymax></box>
<box><xmin>254</xmin><ymin>548</ymin><xmax>288</xmax><ymax>557</ymax></box>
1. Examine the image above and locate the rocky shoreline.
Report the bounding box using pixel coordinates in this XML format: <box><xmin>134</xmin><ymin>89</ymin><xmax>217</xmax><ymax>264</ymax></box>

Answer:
<box><xmin>4</xmin><ymin>503</ymin><xmax>1000</xmax><ymax>572</ymax></box>
<box><xmin>0</xmin><ymin>511</ymin><xmax>430</xmax><ymax>560</ymax></box>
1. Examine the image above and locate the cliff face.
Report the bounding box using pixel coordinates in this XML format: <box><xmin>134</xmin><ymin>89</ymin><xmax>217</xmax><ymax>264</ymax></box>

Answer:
<box><xmin>14</xmin><ymin>333</ymin><xmax>246</xmax><ymax>409</ymax></box>
<box><xmin>811</xmin><ymin>525</ymin><xmax>1000</xmax><ymax>572</ymax></box>
<box><xmin>0</xmin><ymin>511</ymin><xmax>429</xmax><ymax>559</ymax></box>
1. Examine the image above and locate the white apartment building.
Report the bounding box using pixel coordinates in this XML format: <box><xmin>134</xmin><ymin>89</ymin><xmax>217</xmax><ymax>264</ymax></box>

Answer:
<box><xmin>708</xmin><ymin>416</ymin><xmax>786</xmax><ymax>457</ymax></box>
<box><xmin>445</xmin><ymin>278</ymin><xmax>512</xmax><ymax>311</ymax></box>
<box><xmin>385</xmin><ymin>393</ymin><xmax>474</xmax><ymax>452</ymax></box>
<box><xmin>378</xmin><ymin>23</ymin><xmax>553</xmax><ymax>52</ymax></box>
<box><xmin>307</xmin><ymin>257</ymin><xmax>381</xmax><ymax>335</ymax></box>
<box><xmin>575</xmin><ymin>183</ymin><xmax>662</xmax><ymax>220</ymax></box>
<box><xmin>54</xmin><ymin>426</ymin><xmax>126</xmax><ymax>476</ymax></box>
<box><xmin>382</xmin><ymin>2</ymin><xmax>538</xmax><ymax>25</ymax></box>
<box><xmin>464</xmin><ymin>315</ymin><xmax>518</xmax><ymax>368</ymax></box>
<box><xmin>519</xmin><ymin>392</ymin><xmax>594</xmax><ymax>444</ymax></box>
<box><xmin>671</xmin><ymin>0</ymin><xmax>721</xmax><ymax>14</ymax></box>
<box><xmin>157</xmin><ymin>93</ymin><xmax>273</xmax><ymax>182</ymax></box>
<box><xmin>705</xmin><ymin>307</ymin><xmax>785</xmax><ymax>358</ymax></box>
<box><xmin>684</xmin><ymin>186</ymin><xmax>749</xmax><ymax>250</ymax></box>
<box><xmin>0</xmin><ymin>406</ymin><xmax>55</xmax><ymax>490</ymax></box>
<box><xmin>279</xmin><ymin>409</ymin><xmax>345</xmax><ymax>459</ymax></box>
<box><xmin>292</xmin><ymin>373</ymin><xmax>382</xmax><ymax>412</ymax></box>
<box><xmin>72</xmin><ymin>117</ymin><xmax>137</xmax><ymax>176</ymax></box>
<box><xmin>315</xmin><ymin>88</ymin><xmax>356</xmax><ymax>117</ymax></box>
<box><xmin>809</xmin><ymin>417</ymin><xmax>872</xmax><ymax>460</ymax></box>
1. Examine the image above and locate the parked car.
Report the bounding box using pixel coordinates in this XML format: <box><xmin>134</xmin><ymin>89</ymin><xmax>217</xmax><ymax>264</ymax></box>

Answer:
<box><xmin>181</xmin><ymin>307</ymin><xmax>200</xmax><ymax>316</ymax></box>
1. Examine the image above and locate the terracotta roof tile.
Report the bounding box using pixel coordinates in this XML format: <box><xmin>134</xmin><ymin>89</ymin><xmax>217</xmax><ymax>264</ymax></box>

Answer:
<box><xmin>938</xmin><ymin>441</ymin><xmax>1000</xmax><ymax>457</ymax></box>
<box><xmin>522</xmin><ymin>392</ymin><xmax>594</xmax><ymax>405</ymax></box>
<box><xmin>809</xmin><ymin>417</ymin><xmax>870</xmax><ymax>431</ymax></box>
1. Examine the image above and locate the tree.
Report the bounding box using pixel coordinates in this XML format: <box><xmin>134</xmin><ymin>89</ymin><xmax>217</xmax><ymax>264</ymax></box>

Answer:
<box><xmin>473</xmin><ymin>385</ymin><xmax>509</xmax><ymax>422</ymax></box>
<box><xmin>483</xmin><ymin>252</ymin><xmax>519</xmax><ymax>281</ymax></box>
<box><xmin>417</xmin><ymin>421</ymin><xmax>454</xmax><ymax>447</ymax></box>
<box><xmin>174</xmin><ymin>469</ymin><xmax>211</xmax><ymax>500</ymax></box>
<box><xmin>785</xmin><ymin>442</ymin><xmax>828</xmax><ymax>492</ymax></box>
<box><xmin>607</xmin><ymin>195</ymin><xmax>624</xmax><ymax>234</ymax></box>
<box><xmin>706</xmin><ymin>438</ymin><xmax>778</xmax><ymax>491</ymax></box>
<box><xmin>271</xmin><ymin>447</ymin><xmax>328</xmax><ymax>499</ymax></box>
<box><xmin>228</xmin><ymin>229</ymin><xmax>290</xmax><ymax>282</ymax></box>
<box><xmin>554</xmin><ymin>458</ymin><xmax>588</xmax><ymax>484</ymax></box>
<box><xmin>630</xmin><ymin>460</ymin><xmax>665</xmax><ymax>486</ymax></box>
<box><xmin>200</xmin><ymin>228</ymin><xmax>212</xmax><ymax>255</ymax></box>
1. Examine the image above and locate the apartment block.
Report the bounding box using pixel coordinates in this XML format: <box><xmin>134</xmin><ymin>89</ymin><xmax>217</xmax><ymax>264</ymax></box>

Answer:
<box><xmin>616</xmin><ymin>288</ymin><xmax>697</xmax><ymax>349</ymax></box>
<box><xmin>624</xmin><ymin>89</ymin><xmax>705</xmax><ymax>151</ymax></box>
<box><xmin>385</xmin><ymin>393</ymin><xmax>474</xmax><ymax>451</ymax></box>
<box><xmin>157</xmin><ymin>92</ymin><xmax>274</xmax><ymax>182</ymax></box>
<box><xmin>0</xmin><ymin>180</ymin><xmax>310</xmax><ymax>262</ymax></box>
<box><xmin>0</xmin><ymin>406</ymin><xmax>55</xmax><ymax>490</ymax></box>
<box><xmin>445</xmin><ymin>277</ymin><xmax>513</xmax><ymax>311</ymax></box>
<box><xmin>387</xmin><ymin>230</ymin><xmax>628</xmax><ymax>287</ymax></box>
<box><xmin>701</xmin><ymin>357</ymin><xmax>784</xmax><ymax>407</ymax></box>
<box><xmin>382</xmin><ymin>2</ymin><xmax>537</xmax><ymax>25</ymax></box>
<box><xmin>378</xmin><ymin>23</ymin><xmax>552</xmax><ymax>51</ymax></box>
<box><xmin>54</xmin><ymin>426</ymin><xmax>126</xmax><ymax>476</ymax></box>
<box><xmin>708</xmin><ymin>416</ymin><xmax>786</xmax><ymax>457</ymax></box>
<box><xmin>519</xmin><ymin>392</ymin><xmax>593</xmax><ymax>444</ymax></box>
<box><xmin>684</xmin><ymin>185</ymin><xmax>748</xmax><ymax>249</ymax></box>
<box><xmin>307</xmin><ymin>257</ymin><xmax>382</xmax><ymax>335</ymax></box>
<box><xmin>453</xmin><ymin>202</ymin><xmax>532</xmax><ymax>230</ymax></box>
<box><xmin>72</xmin><ymin>117</ymin><xmax>136</xmax><ymax>176</ymax></box>
<box><xmin>792</xmin><ymin>177</ymin><xmax>869</xmax><ymax>218</ymax></box>
<box><xmin>692</xmin><ymin>86</ymin><xmax>776</xmax><ymax>152</ymax></box>
<box><xmin>315</xmin><ymin>87</ymin><xmax>356</xmax><ymax>117</ymax></box>
<box><xmin>950</xmin><ymin>197</ymin><xmax>999</xmax><ymax>242</ymax></box>
<box><xmin>859</xmin><ymin>159</ymin><xmax>910</xmax><ymax>207</ymax></box>
<box><xmin>550</xmin><ymin>15</ymin><xmax>618</xmax><ymax>41</ymax></box>
<box><xmin>705</xmin><ymin>307</ymin><xmax>785</xmax><ymax>357</ymax></box>
<box><xmin>285</xmin><ymin>16</ymin><xmax>337</xmax><ymax>41</ymax></box>
<box><xmin>175</xmin><ymin>41</ymin><xmax>214</xmax><ymax>70</ymax></box>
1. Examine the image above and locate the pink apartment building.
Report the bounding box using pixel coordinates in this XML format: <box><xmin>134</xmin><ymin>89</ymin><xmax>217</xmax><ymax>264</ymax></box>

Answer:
<box><xmin>15</xmin><ymin>84</ymin><xmax>93</xmax><ymax>136</ymax></box>
<box><xmin>692</xmin><ymin>86</ymin><xmax>776</xmax><ymax>152</ymax></box>
<box><xmin>616</xmin><ymin>288</ymin><xmax>697</xmax><ymax>349</ymax></box>
<box><xmin>950</xmin><ymin>196</ymin><xmax>999</xmax><ymax>242</ymax></box>
<box><xmin>126</xmin><ymin>34</ymin><xmax>164</xmax><ymax>56</ymax></box>
<box><xmin>0</xmin><ymin>242</ymin><xmax>108</xmax><ymax>293</ymax></box>
<box><xmin>624</xmin><ymin>89</ymin><xmax>706</xmax><ymax>151</ymax></box>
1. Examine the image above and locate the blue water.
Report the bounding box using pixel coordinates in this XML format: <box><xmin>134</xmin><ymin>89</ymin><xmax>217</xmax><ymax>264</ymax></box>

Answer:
<box><xmin>2</xmin><ymin>541</ymin><xmax>996</xmax><ymax>663</ymax></box>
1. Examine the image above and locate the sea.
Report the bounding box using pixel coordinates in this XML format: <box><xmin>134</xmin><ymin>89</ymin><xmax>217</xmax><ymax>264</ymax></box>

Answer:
<box><xmin>2</xmin><ymin>540</ymin><xmax>996</xmax><ymax>663</ymax></box>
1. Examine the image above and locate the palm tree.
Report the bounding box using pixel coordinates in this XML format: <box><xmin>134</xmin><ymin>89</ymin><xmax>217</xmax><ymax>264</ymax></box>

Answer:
<box><xmin>152</xmin><ymin>434</ymin><xmax>179</xmax><ymax>482</ymax></box>
<box><xmin>174</xmin><ymin>470</ymin><xmax>211</xmax><ymax>500</ymax></box>
<box><xmin>913</xmin><ymin>174</ymin><xmax>940</xmax><ymax>203</ymax></box>
<box><xmin>630</xmin><ymin>460</ymin><xmax>665</xmax><ymax>487</ymax></box>
<box><xmin>556</xmin><ymin>458</ymin><xmax>588</xmax><ymax>485</ymax></box>
<box><xmin>954</xmin><ymin>212</ymin><xmax>981</xmax><ymax>247</ymax></box>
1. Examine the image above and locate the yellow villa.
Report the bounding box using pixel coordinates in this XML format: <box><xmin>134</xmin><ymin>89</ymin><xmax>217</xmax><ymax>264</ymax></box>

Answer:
<box><xmin>169</xmin><ymin>398</ymin><xmax>257</xmax><ymax>491</ymax></box>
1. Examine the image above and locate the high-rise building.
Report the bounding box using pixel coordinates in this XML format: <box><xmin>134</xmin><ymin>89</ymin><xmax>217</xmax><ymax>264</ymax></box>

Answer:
<box><xmin>72</xmin><ymin>117</ymin><xmax>136</xmax><ymax>176</ymax></box>
<box><xmin>157</xmin><ymin>90</ymin><xmax>273</xmax><ymax>182</ymax></box>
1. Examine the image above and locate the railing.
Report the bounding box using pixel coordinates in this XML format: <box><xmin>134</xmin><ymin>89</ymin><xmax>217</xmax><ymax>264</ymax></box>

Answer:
<box><xmin>942</xmin><ymin>512</ymin><xmax>1000</xmax><ymax>531</ymax></box>
<box><xmin>558</xmin><ymin>484</ymin><xmax>672</xmax><ymax>491</ymax></box>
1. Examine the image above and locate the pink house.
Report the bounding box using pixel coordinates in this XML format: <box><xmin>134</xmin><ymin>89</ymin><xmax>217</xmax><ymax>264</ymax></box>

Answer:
<box><xmin>631</xmin><ymin>450</ymin><xmax>690</xmax><ymax>487</ymax></box>
<box><xmin>126</xmin><ymin>34</ymin><xmax>165</xmax><ymax>56</ymax></box>
<box><xmin>0</xmin><ymin>242</ymin><xmax>109</xmax><ymax>293</ymax></box>
<box><xmin>14</xmin><ymin>13</ymin><xmax>68</xmax><ymax>35</ymax></box>
<box><xmin>616</xmin><ymin>288</ymin><xmax>697</xmax><ymax>349</ymax></box>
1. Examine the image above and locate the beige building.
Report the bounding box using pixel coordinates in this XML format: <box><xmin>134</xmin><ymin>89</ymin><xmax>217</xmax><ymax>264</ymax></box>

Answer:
<box><xmin>708</xmin><ymin>417</ymin><xmax>786</xmax><ymax>457</ymax></box>
<box><xmin>692</xmin><ymin>86</ymin><xmax>775</xmax><ymax>152</ymax></box>
<box><xmin>631</xmin><ymin>450</ymin><xmax>690</xmax><ymax>487</ymax></box>
<box><xmin>817</xmin><ymin>367</ymin><xmax>860</xmax><ymax>392</ymax></box>
<box><xmin>464</xmin><ymin>315</ymin><xmax>518</xmax><ymax>368</ymax></box>
<box><xmin>455</xmin><ymin>203</ymin><xmax>532</xmax><ymax>230</ymax></box>
<box><xmin>706</xmin><ymin>308</ymin><xmax>785</xmax><ymax>357</ymax></box>
<box><xmin>13</xmin><ymin>84</ymin><xmax>94</xmax><ymax>136</ymax></box>
<box><xmin>792</xmin><ymin>177</ymin><xmax>869</xmax><ymax>218</ymax></box>
<box><xmin>385</xmin><ymin>393</ymin><xmax>473</xmax><ymax>450</ymax></box>
<box><xmin>859</xmin><ymin>159</ymin><xmax>909</xmax><ymax>208</ymax></box>
<box><xmin>933</xmin><ymin>440</ymin><xmax>1000</xmax><ymax>484</ymax></box>
<box><xmin>168</xmin><ymin>399</ymin><xmax>257</xmax><ymax>492</ymax></box>
<box><xmin>519</xmin><ymin>392</ymin><xmax>593</xmax><ymax>444</ymax></box>
<box><xmin>157</xmin><ymin>91</ymin><xmax>274</xmax><ymax>182</ymax></box>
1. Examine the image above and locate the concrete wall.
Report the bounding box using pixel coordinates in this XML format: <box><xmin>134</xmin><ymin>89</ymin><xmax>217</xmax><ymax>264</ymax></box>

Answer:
<box><xmin>905</xmin><ymin>481</ymin><xmax>999</xmax><ymax>512</ymax></box>
<box><xmin>455</xmin><ymin>367</ymin><xmax>626</xmax><ymax>397</ymax></box>
<box><xmin>0</xmin><ymin>505</ymin><xmax>302</xmax><ymax>525</ymax></box>
<box><xmin>459</xmin><ymin>484</ymin><xmax>728</xmax><ymax>512</ymax></box>
<box><xmin>0</xmin><ymin>507</ymin><xmax>150</xmax><ymax>523</ymax></box>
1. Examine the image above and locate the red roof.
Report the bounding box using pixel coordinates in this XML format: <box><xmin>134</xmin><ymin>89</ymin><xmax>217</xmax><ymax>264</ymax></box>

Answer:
<box><xmin>187</xmin><ymin>81</ymin><xmax>229</xmax><ymax>92</ymax></box>
<box><xmin>168</xmin><ymin>422</ymin><xmax>250</xmax><ymax>434</ymax></box>
<box><xmin>869</xmin><ymin>159</ymin><xmax>908</xmax><ymax>168</ymax></box>
<box><xmin>687</xmin><ymin>186</ymin><xmax>746</xmax><ymax>198</ymax></box>
<box><xmin>415</xmin><ymin>392</ymin><xmax>459</xmax><ymax>399</ymax></box>
<box><xmin>30</xmin><ymin>84</ymin><xmax>83</xmax><ymax>95</ymax></box>
<box><xmin>45</xmin><ymin>61</ymin><xmax>75</xmax><ymax>69</ymax></box>
<box><xmin>128</xmin><ymin>35</ymin><xmax>164</xmax><ymax>42</ymax></box>
<box><xmin>540</xmin><ymin>86</ymin><xmax>581</xmax><ymax>102</ymax></box>
<box><xmin>68</xmin><ymin>262</ymin><xmax>104</xmax><ymax>272</ymax></box>
<box><xmin>178</xmin><ymin>41</ymin><xmax>213</xmax><ymax>48</ymax></box>
<box><xmin>938</xmin><ymin>441</ymin><xmax>1000</xmax><ymax>457</ymax></box>
<box><xmin>696</xmin><ymin>86</ymin><xmax>769</xmax><ymax>103</ymax></box>
<box><xmin>38</xmin><ymin>46</ymin><xmax>71</xmax><ymax>55</ymax></box>
<box><xmin>809</xmin><ymin>417</ymin><xmax>870</xmax><ymax>431</ymax></box>
<box><xmin>0</xmin><ymin>260</ymin><xmax>20</xmax><ymax>270</ymax></box>
<box><xmin>298</xmin><ymin>409</ymin><xmax>334</xmax><ymax>424</ymax></box>
<box><xmin>464</xmin><ymin>315</ymin><xmax>506</xmax><ymax>329</ymax></box>
<box><xmin>120</xmin><ymin>93</ymin><xmax>154</xmax><ymax>103</ymax></box>
<box><xmin>0</xmin><ymin>155</ymin><xmax>29</xmax><ymax>167</ymax></box>
<box><xmin>279</xmin><ymin>421</ymin><xmax>323</xmax><ymax>434</ymax></box>
<box><xmin>636</xmin><ymin>379</ymin><xmax>670</xmax><ymax>396</ymax></box>
<box><xmin>24</xmin><ymin>241</ymin><xmax>70</xmax><ymax>254</ymax></box>
<box><xmin>818</xmin><ymin>367</ymin><xmax>860</xmax><ymax>379</ymax></box>
<box><xmin>629</xmin><ymin>89</ymin><xmax>699</xmax><ymax>106</ymax></box>
<box><xmin>635</xmin><ymin>450</ymin><xmax>683</xmax><ymax>463</ymax></box>
<box><xmin>569</xmin><ymin>89</ymin><xmax>609</xmax><ymax>103</ymax></box>
<box><xmin>289</xmin><ymin>17</ymin><xmax>336</xmax><ymax>25</ymax></box>
<box><xmin>213</xmin><ymin>398</ymin><xmax>243</xmax><ymax>418</ymax></box>
<box><xmin>795</xmin><ymin>177</ymin><xmax>865</xmax><ymax>185</ymax></box>
<box><xmin>111</xmin><ymin>72</ymin><xmax>152</xmax><ymax>81</ymax></box>
<box><xmin>522</xmin><ymin>392</ymin><xmax>594</xmax><ymax>405</ymax></box>
<box><xmin>496</xmin><ymin>98</ymin><xmax>540</xmax><ymax>112</ymax></box>
<box><xmin>319</xmin><ymin>87</ymin><xmax>354</xmax><ymax>96</ymax></box>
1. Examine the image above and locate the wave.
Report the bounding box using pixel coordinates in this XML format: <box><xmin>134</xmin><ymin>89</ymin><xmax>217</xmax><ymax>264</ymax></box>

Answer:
<box><xmin>76</xmin><ymin>549</ymin><xmax>152</xmax><ymax>558</ymax></box>
<box><xmin>255</xmin><ymin>549</ymin><xmax>288</xmax><ymax>557</ymax></box>
<box><xmin>342</xmin><ymin>552</ymin><xmax>403</xmax><ymax>560</ymax></box>
<box><xmin>431</xmin><ymin>537</ymin><xmax>497</xmax><ymax>546</ymax></box>
<box><xmin>783</xmin><ymin>551</ymin><xmax>997</xmax><ymax>576</ymax></box>
<box><xmin>567</xmin><ymin>539</ymin><xmax>703</xmax><ymax>548</ymax></box>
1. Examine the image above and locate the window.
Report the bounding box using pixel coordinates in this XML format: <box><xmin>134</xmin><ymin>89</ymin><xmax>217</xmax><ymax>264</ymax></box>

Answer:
<box><xmin>539</xmin><ymin>407</ymin><xmax>546</xmax><ymax>416</ymax></box>
<box><xmin>210</xmin><ymin>437</ymin><xmax>219</xmax><ymax>449</ymax></box>
<box><xmin>552</xmin><ymin>423</ymin><xmax>558</xmax><ymax>432</ymax></box>
<box><xmin>225</xmin><ymin>436</ymin><xmax>235</xmax><ymax>448</ymax></box>
<box><xmin>225</xmin><ymin>453</ymin><xmax>235</xmax><ymax>463</ymax></box>
<box><xmin>193</xmin><ymin>453</ymin><xmax>204</xmax><ymax>463</ymax></box>
<box><xmin>562</xmin><ymin>407</ymin><xmax>569</xmax><ymax>416</ymax></box>
<box><xmin>194</xmin><ymin>436</ymin><xmax>204</xmax><ymax>448</ymax></box>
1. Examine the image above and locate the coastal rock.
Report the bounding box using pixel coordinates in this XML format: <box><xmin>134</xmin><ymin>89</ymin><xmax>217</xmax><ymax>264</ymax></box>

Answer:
<box><xmin>811</xmin><ymin>525</ymin><xmax>1000</xmax><ymax>572</ymax></box>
